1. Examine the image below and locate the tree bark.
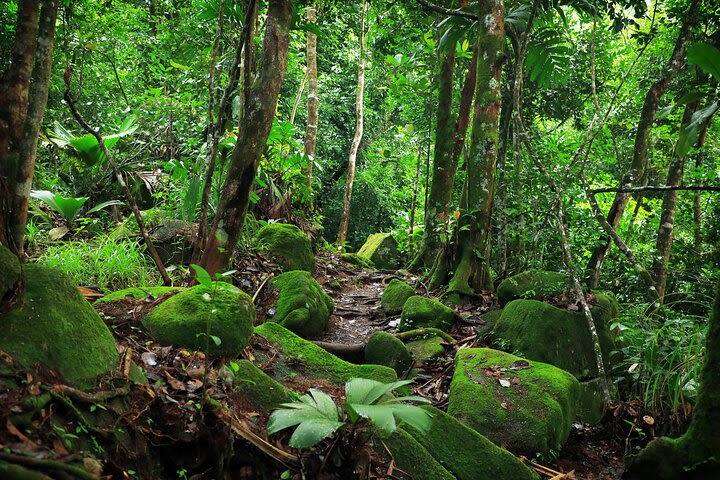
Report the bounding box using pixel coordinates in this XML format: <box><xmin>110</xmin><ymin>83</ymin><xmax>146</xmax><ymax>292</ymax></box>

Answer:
<box><xmin>585</xmin><ymin>0</ymin><xmax>701</xmax><ymax>288</ymax></box>
<box><xmin>336</xmin><ymin>0</ymin><xmax>368</xmax><ymax>251</ymax></box>
<box><xmin>434</xmin><ymin>0</ymin><xmax>504</xmax><ymax>299</ymax></box>
<box><xmin>304</xmin><ymin>2</ymin><xmax>319</xmax><ymax>192</ymax></box>
<box><xmin>201</xmin><ymin>0</ymin><xmax>293</xmax><ymax>275</ymax></box>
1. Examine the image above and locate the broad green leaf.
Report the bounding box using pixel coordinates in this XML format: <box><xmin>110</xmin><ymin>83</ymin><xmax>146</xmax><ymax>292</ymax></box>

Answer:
<box><xmin>191</xmin><ymin>264</ymin><xmax>213</xmax><ymax>287</ymax></box>
<box><xmin>687</xmin><ymin>42</ymin><xmax>720</xmax><ymax>82</ymax></box>
<box><xmin>348</xmin><ymin>403</ymin><xmax>396</xmax><ymax>434</ymax></box>
<box><xmin>387</xmin><ymin>404</ymin><xmax>433</xmax><ymax>433</ymax></box>
<box><xmin>86</xmin><ymin>200</ymin><xmax>123</xmax><ymax>215</ymax></box>
<box><xmin>287</xmin><ymin>419</ymin><xmax>344</xmax><ymax>448</ymax></box>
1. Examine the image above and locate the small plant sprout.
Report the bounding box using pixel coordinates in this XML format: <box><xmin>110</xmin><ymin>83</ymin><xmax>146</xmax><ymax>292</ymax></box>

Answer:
<box><xmin>267</xmin><ymin>378</ymin><xmax>432</xmax><ymax>449</ymax></box>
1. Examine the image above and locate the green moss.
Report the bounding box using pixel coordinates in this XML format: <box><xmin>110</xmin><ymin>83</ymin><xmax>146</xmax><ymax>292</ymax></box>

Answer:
<box><xmin>0</xmin><ymin>245</ymin><xmax>21</xmax><ymax>298</ymax></box>
<box><xmin>340</xmin><ymin>252</ymin><xmax>375</xmax><ymax>269</ymax></box>
<box><xmin>404</xmin><ymin>406</ymin><xmax>539</xmax><ymax>480</ymax></box>
<box><xmin>142</xmin><ymin>282</ymin><xmax>255</xmax><ymax>358</ymax></box>
<box><xmin>357</xmin><ymin>233</ymin><xmax>399</xmax><ymax>270</ymax></box>
<box><xmin>448</xmin><ymin>348</ymin><xmax>579</xmax><ymax>456</ymax></box>
<box><xmin>405</xmin><ymin>336</ymin><xmax>447</xmax><ymax>363</ymax></box>
<box><xmin>379</xmin><ymin>428</ymin><xmax>456</xmax><ymax>480</ymax></box>
<box><xmin>269</xmin><ymin>270</ymin><xmax>334</xmax><ymax>338</ymax></box>
<box><xmin>255</xmin><ymin>223</ymin><xmax>315</xmax><ymax>272</ymax></box>
<box><xmin>364</xmin><ymin>331</ymin><xmax>412</xmax><ymax>374</ymax></box>
<box><xmin>381</xmin><ymin>279</ymin><xmax>415</xmax><ymax>315</ymax></box>
<box><xmin>399</xmin><ymin>296</ymin><xmax>456</xmax><ymax>332</ymax></box>
<box><xmin>0</xmin><ymin>265</ymin><xmax>118</xmax><ymax>388</ymax></box>
<box><xmin>95</xmin><ymin>286</ymin><xmax>183</xmax><ymax>304</ymax></box>
<box><xmin>232</xmin><ymin>360</ymin><xmax>297</xmax><ymax>413</ymax></box>
<box><xmin>492</xmin><ymin>295</ymin><xmax>617</xmax><ymax>380</ymax></box>
<box><xmin>254</xmin><ymin>322</ymin><xmax>396</xmax><ymax>384</ymax></box>
<box><xmin>577</xmin><ymin>378</ymin><xmax>605</xmax><ymax>425</ymax></box>
<box><xmin>475</xmin><ymin>308</ymin><xmax>503</xmax><ymax>341</ymax></box>
<box><xmin>496</xmin><ymin>270</ymin><xmax>569</xmax><ymax>306</ymax></box>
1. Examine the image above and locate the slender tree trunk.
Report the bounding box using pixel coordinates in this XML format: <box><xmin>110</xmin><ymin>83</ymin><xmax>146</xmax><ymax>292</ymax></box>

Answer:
<box><xmin>433</xmin><ymin>0</ymin><xmax>504</xmax><ymax>299</ymax></box>
<box><xmin>693</xmin><ymin>122</ymin><xmax>710</xmax><ymax>250</ymax></box>
<box><xmin>289</xmin><ymin>71</ymin><xmax>307</xmax><ymax>125</ymax></box>
<box><xmin>336</xmin><ymin>0</ymin><xmax>368</xmax><ymax>251</ymax></box>
<box><xmin>408</xmin><ymin>146</ymin><xmax>423</xmax><ymax>256</ymax></box>
<box><xmin>201</xmin><ymin>0</ymin><xmax>292</xmax><ymax>275</ymax></box>
<box><xmin>304</xmin><ymin>1</ymin><xmax>319</xmax><ymax>192</ymax></box>
<box><xmin>585</xmin><ymin>0</ymin><xmax>700</xmax><ymax>288</ymax></box>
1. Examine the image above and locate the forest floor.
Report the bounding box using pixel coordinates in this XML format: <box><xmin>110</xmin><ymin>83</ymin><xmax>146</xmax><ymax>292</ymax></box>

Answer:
<box><xmin>0</xmin><ymin>252</ymin><xmax>644</xmax><ymax>479</ymax></box>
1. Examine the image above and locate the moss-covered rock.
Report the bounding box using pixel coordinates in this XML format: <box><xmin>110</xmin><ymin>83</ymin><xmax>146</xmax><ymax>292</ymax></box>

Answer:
<box><xmin>405</xmin><ymin>336</ymin><xmax>447</xmax><ymax>363</ymax></box>
<box><xmin>254</xmin><ymin>322</ymin><xmax>396</xmax><ymax>384</ymax></box>
<box><xmin>357</xmin><ymin>233</ymin><xmax>399</xmax><ymax>270</ymax></box>
<box><xmin>95</xmin><ymin>286</ymin><xmax>183</xmax><ymax>304</ymax></box>
<box><xmin>381</xmin><ymin>279</ymin><xmax>414</xmax><ymax>315</ymax></box>
<box><xmin>268</xmin><ymin>270</ymin><xmax>334</xmax><ymax>338</ymax></box>
<box><xmin>492</xmin><ymin>294</ymin><xmax>618</xmax><ymax>380</ymax></box>
<box><xmin>474</xmin><ymin>308</ymin><xmax>503</xmax><ymax>341</ymax></box>
<box><xmin>380</xmin><ymin>428</ymin><xmax>456</xmax><ymax>480</ymax></box>
<box><xmin>0</xmin><ymin>245</ymin><xmax>21</xmax><ymax>299</ymax></box>
<box><xmin>364</xmin><ymin>331</ymin><xmax>412</xmax><ymax>375</ymax></box>
<box><xmin>399</xmin><ymin>296</ymin><xmax>456</xmax><ymax>332</ymax></box>
<box><xmin>448</xmin><ymin>348</ymin><xmax>579</xmax><ymax>456</ymax></box>
<box><xmin>340</xmin><ymin>252</ymin><xmax>374</xmax><ymax>269</ymax></box>
<box><xmin>232</xmin><ymin>360</ymin><xmax>297</xmax><ymax>413</ymax></box>
<box><xmin>577</xmin><ymin>378</ymin><xmax>605</xmax><ymax>425</ymax></box>
<box><xmin>142</xmin><ymin>282</ymin><xmax>255</xmax><ymax>357</ymax></box>
<box><xmin>151</xmin><ymin>219</ymin><xmax>196</xmax><ymax>266</ymax></box>
<box><xmin>496</xmin><ymin>270</ymin><xmax>569</xmax><ymax>306</ymax></box>
<box><xmin>404</xmin><ymin>406</ymin><xmax>540</xmax><ymax>480</ymax></box>
<box><xmin>0</xmin><ymin>265</ymin><xmax>118</xmax><ymax>388</ymax></box>
<box><xmin>255</xmin><ymin>223</ymin><xmax>315</xmax><ymax>272</ymax></box>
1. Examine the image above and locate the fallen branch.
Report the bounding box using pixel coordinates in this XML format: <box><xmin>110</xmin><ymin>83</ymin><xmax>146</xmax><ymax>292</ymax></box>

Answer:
<box><xmin>252</xmin><ymin>274</ymin><xmax>274</xmax><ymax>304</ymax></box>
<box><xmin>590</xmin><ymin>185</ymin><xmax>720</xmax><ymax>194</ymax></box>
<box><xmin>0</xmin><ymin>452</ymin><xmax>98</xmax><ymax>480</ymax></box>
<box><xmin>51</xmin><ymin>384</ymin><xmax>130</xmax><ymax>403</ymax></box>
<box><xmin>520</xmin><ymin>455</ymin><xmax>576</xmax><ymax>479</ymax></box>
<box><xmin>311</xmin><ymin>341</ymin><xmax>365</xmax><ymax>362</ymax></box>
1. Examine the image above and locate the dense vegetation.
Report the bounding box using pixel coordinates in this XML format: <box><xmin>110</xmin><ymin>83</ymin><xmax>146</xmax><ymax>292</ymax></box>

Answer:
<box><xmin>0</xmin><ymin>0</ymin><xmax>719</xmax><ymax>478</ymax></box>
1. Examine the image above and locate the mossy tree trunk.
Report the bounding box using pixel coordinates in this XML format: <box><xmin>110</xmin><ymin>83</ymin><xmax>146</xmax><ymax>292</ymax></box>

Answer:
<box><xmin>0</xmin><ymin>0</ymin><xmax>58</xmax><ymax>257</ymax></box>
<box><xmin>201</xmin><ymin>0</ymin><xmax>292</xmax><ymax>276</ymax></box>
<box><xmin>336</xmin><ymin>0</ymin><xmax>368</xmax><ymax>251</ymax></box>
<box><xmin>625</xmin><ymin>283</ymin><xmax>720</xmax><ymax>478</ymax></box>
<box><xmin>429</xmin><ymin>0</ymin><xmax>504</xmax><ymax>298</ymax></box>
<box><xmin>585</xmin><ymin>0</ymin><xmax>700</xmax><ymax>288</ymax></box>
<box><xmin>304</xmin><ymin>1</ymin><xmax>319</xmax><ymax>193</ymax></box>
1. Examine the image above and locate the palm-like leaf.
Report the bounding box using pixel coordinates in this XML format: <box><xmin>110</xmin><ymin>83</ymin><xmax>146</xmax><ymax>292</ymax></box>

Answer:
<box><xmin>267</xmin><ymin>389</ymin><xmax>344</xmax><ymax>449</ymax></box>
<box><xmin>48</xmin><ymin>115</ymin><xmax>139</xmax><ymax>165</ymax></box>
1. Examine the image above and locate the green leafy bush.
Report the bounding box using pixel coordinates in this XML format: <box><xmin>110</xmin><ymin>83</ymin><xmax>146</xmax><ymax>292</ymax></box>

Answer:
<box><xmin>38</xmin><ymin>237</ymin><xmax>160</xmax><ymax>292</ymax></box>
<box><xmin>267</xmin><ymin>378</ymin><xmax>431</xmax><ymax>448</ymax></box>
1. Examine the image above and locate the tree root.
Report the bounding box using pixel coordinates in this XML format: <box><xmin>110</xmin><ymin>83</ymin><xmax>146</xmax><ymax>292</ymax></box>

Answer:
<box><xmin>0</xmin><ymin>452</ymin><xmax>97</xmax><ymax>480</ymax></box>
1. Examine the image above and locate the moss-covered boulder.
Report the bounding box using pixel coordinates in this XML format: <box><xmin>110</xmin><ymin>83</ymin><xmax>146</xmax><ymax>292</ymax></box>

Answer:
<box><xmin>399</xmin><ymin>296</ymin><xmax>456</xmax><ymax>332</ymax></box>
<box><xmin>380</xmin><ymin>429</ymin><xmax>456</xmax><ymax>480</ymax></box>
<box><xmin>340</xmin><ymin>252</ymin><xmax>374</xmax><ymax>269</ymax></box>
<box><xmin>255</xmin><ymin>223</ymin><xmax>315</xmax><ymax>272</ymax></box>
<box><xmin>474</xmin><ymin>308</ymin><xmax>503</xmax><ymax>341</ymax></box>
<box><xmin>142</xmin><ymin>282</ymin><xmax>255</xmax><ymax>358</ymax></box>
<box><xmin>268</xmin><ymin>270</ymin><xmax>334</xmax><ymax>338</ymax></box>
<box><xmin>0</xmin><ymin>265</ymin><xmax>118</xmax><ymax>388</ymax></box>
<box><xmin>254</xmin><ymin>322</ymin><xmax>396</xmax><ymax>384</ymax></box>
<box><xmin>356</xmin><ymin>233</ymin><xmax>399</xmax><ymax>270</ymax></box>
<box><xmin>397</xmin><ymin>328</ymin><xmax>453</xmax><ymax>364</ymax></box>
<box><xmin>492</xmin><ymin>293</ymin><xmax>618</xmax><ymax>380</ymax></box>
<box><xmin>404</xmin><ymin>406</ymin><xmax>540</xmax><ymax>480</ymax></box>
<box><xmin>364</xmin><ymin>331</ymin><xmax>412</xmax><ymax>375</ymax></box>
<box><xmin>0</xmin><ymin>245</ymin><xmax>21</xmax><ymax>299</ymax></box>
<box><xmin>577</xmin><ymin>378</ymin><xmax>606</xmax><ymax>425</ymax></box>
<box><xmin>95</xmin><ymin>286</ymin><xmax>183</xmax><ymax>304</ymax></box>
<box><xmin>448</xmin><ymin>348</ymin><xmax>579</xmax><ymax>456</ymax></box>
<box><xmin>150</xmin><ymin>219</ymin><xmax>196</xmax><ymax>266</ymax></box>
<box><xmin>496</xmin><ymin>270</ymin><xmax>569</xmax><ymax>306</ymax></box>
<box><xmin>232</xmin><ymin>360</ymin><xmax>297</xmax><ymax>413</ymax></box>
<box><xmin>381</xmin><ymin>279</ymin><xmax>414</xmax><ymax>315</ymax></box>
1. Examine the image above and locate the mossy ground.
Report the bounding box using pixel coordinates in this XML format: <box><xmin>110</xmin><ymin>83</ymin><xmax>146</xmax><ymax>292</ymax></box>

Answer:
<box><xmin>405</xmin><ymin>335</ymin><xmax>447</xmax><ymax>363</ymax></box>
<box><xmin>381</xmin><ymin>278</ymin><xmax>414</xmax><ymax>315</ymax></box>
<box><xmin>95</xmin><ymin>286</ymin><xmax>183</xmax><ymax>304</ymax></box>
<box><xmin>492</xmin><ymin>294</ymin><xmax>617</xmax><ymax>380</ymax></box>
<box><xmin>142</xmin><ymin>282</ymin><xmax>255</xmax><ymax>358</ymax></box>
<box><xmin>403</xmin><ymin>406</ymin><xmax>539</xmax><ymax>480</ymax></box>
<box><xmin>356</xmin><ymin>233</ymin><xmax>399</xmax><ymax>270</ymax></box>
<box><xmin>340</xmin><ymin>252</ymin><xmax>374</xmax><ymax>269</ymax></box>
<box><xmin>268</xmin><ymin>270</ymin><xmax>334</xmax><ymax>338</ymax></box>
<box><xmin>231</xmin><ymin>360</ymin><xmax>298</xmax><ymax>413</ymax></box>
<box><xmin>399</xmin><ymin>295</ymin><xmax>456</xmax><ymax>332</ymax></box>
<box><xmin>496</xmin><ymin>270</ymin><xmax>569</xmax><ymax>306</ymax></box>
<box><xmin>0</xmin><ymin>265</ymin><xmax>118</xmax><ymax>388</ymax></box>
<box><xmin>0</xmin><ymin>245</ymin><xmax>21</xmax><ymax>298</ymax></box>
<box><xmin>255</xmin><ymin>223</ymin><xmax>315</xmax><ymax>272</ymax></box>
<box><xmin>448</xmin><ymin>348</ymin><xmax>579</xmax><ymax>456</ymax></box>
<box><xmin>379</xmin><ymin>428</ymin><xmax>456</xmax><ymax>480</ymax></box>
<box><xmin>364</xmin><ymin>331</ymin><xmax>412</xmax><ymax>374</ymax></box>
<box><xmin>254</xmin><ymin>322</ymin><xmax>396</xmax><ymax>384</ymax></box>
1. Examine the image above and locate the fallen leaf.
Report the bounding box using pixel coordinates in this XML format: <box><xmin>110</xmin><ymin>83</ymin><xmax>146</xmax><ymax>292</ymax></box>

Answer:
<box><xmin>499</xmin><ymin>378</ymin><xmax>511</xmax><ymax>387</ymax></box>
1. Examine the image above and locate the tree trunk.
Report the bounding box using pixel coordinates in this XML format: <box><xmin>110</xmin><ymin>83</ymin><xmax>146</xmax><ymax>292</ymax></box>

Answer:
<box><xmin>625</xmin><ymin>283</ymin><xmax>720</xmax><ymax>479</ymax></box>
<box><xmin>304</xmin><ymin>2</ymin><xmax>319</xmax><ymax>192</ymax></box>
<box><xmin>336</xmin><ymin>0</ymin><xmax>368</xmax><ymax>251</ymax></box>
<box><xmin>201</xmin><ymin>0</ymin><xmax>292</xmax><ymax>276</ymax></box>
<box><xmin>433</xmin><ymin>0</ymin><xmax>504</xmax><ymax>300</ymax></box>
<box><xmin>585</xmin><ymin>0</ymin><xmax>700</xmax><ymax>288</ymax></box>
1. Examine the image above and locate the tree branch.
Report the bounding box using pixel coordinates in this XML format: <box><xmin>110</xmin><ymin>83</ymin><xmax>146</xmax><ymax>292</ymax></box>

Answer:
<box><xmin>590</xmin><ymin>185</ymin><xmax>720</xmax><ymax>194</ymax></box>
<box><xmin>416</xmin><ymin>0</ymin><xmax>478</xmax><ymax>19</ymax></box>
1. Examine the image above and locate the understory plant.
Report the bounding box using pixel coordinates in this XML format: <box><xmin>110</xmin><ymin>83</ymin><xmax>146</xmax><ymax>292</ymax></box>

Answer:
<box><xmin>267</xmin><ymin>379</ymin><xmax>431</xmax><ymax>448</ymax></box>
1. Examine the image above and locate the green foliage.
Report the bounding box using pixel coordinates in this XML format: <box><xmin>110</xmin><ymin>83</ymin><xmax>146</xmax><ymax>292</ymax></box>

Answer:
<box><xmin>267</xmin><ymin>378</ymin><xmax>431</xmax><ymax>448</ymax></box>
<box><xmin>38</xmin><ymin>237</ymin><xmax>160</xmax><ymax>292</ymax></box>
<box><xmin>48</xmin><ymin>115</ymin><xmax>139</xmax><ymax>166</ymax></box>
<box><xmin>30</xmin><ymin>190</ymin><xmax>121</xmax><ymax>223</ymax></box>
